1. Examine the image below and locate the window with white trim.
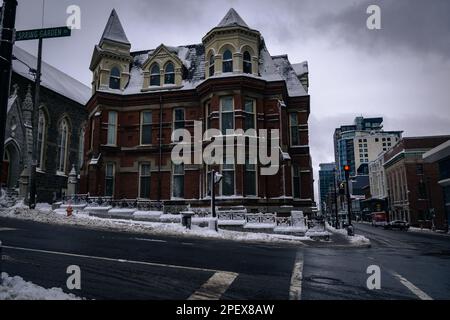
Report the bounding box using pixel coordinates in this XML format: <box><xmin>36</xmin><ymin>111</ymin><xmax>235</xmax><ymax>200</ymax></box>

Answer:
<box><xmin>244</xmin><ymin>98</ymin><xmax>255</xmax><ymax>131</ymax></box>
<box><xmin>150</xmin><ymin>63</ymin><xmax>160</xmax><ymax>86</ymax></box>
<box><xmin>222</xmin><ymin>50</ymin><xmax>233</xmax><ymax>73</ymax></box>
<box><xmin>172</xmin><ymin>163</ymin><xmax>184</xmax><ymax>198</ymax></box>
<box><xmin>107</xmin><ymin>111</ymin><xmax>117</xmax><ymax>145</ymax></box>
<box><xmin>78</xmin><ymin>126</ymin><xmax>85</xmax><ymax>170</ymax></box>
<box><xmin>209</xmin><ymin>54</ymin><xmax>215</xmax><ymax>77</ymax></box>
<box><xmin>222</xmin><ymin>154</ymin><xmax>235</xmax><ymax>196</ymax></box>
<box><xmin>109</xmin><ymin>67</ymin><xmax>121</xmax><ymax>89</ymax></box>
<box><xmin>289</xmin><ymin>113</ymin><xmax>299</xmax><ymax>146</ymax></box>
<box><xmin>139</xmin><ymin>163</ymin><xmax>151</xmax><ymax>199</ymax></box>
<box><xmin>164</xmin><ymin>62</ymin><xmax>175</xmax><ymax>85</ymax></box>
<box><xmin>105</xmin><ymin>162</ymin><xmax>115</xmax><ymax>197</ymax></box>
<box><xmin>220</xmin><ymin>96</ymin><xmax>234</xmax><ymax>135</ymax></box>
<box><xmin>243</xmin><ymin>51</ymin><xmax>252</xmax><ymax>74</ymax></box>
<box><xmin>244</xmin><ymin>155</ymin><xmax>256</xmax><ymax>196</ymax></box>
<box><xmin>141</xmin><ymin>111</ymin><xmax>152</xmax><ymax>145</ymax></box>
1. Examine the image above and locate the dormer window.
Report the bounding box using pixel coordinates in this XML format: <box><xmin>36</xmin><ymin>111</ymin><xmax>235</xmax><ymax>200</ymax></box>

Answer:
<box><xmin>164</xmin><ymin>62</ymin><xmax>175</xmax><ymax>85</ymax></box>
<box><xmin>223</xmin><ymin>50</ymin><xmax>233</xmax><ymax>73</ymax></box>
<box><xmin>150</xmin><ymin>63</ymin><xmax>160</xmax><ymax>86</ymax></box>
<box><xmin>209</xmin><ymin>54</ymin><xmax>215</xmax><ymax>77</ymax></box>
<box><xmin>243</xmin><ymin>51</ymin><xmax>252</xmax><ymax>74</ymax></box>
<box><xmin>109</xmin><ymin>67</ymin><xmax>121</xmax><ymax>89</ymax></box>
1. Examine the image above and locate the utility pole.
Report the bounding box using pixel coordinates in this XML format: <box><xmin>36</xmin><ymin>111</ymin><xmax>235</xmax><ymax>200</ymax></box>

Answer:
<box><xmin>333</xmin><ymin>167</ymin><xmax>339</xmax><ymax>229</ymax></box>
<box><xmin>344</xmin><ymin>165</ymin><xmax>353</xmax><ymax>227</ymax></box>
<box><xmin>0</xmin><ymin>0</ymin><xmax>18</xmax><ymax>187</ymax></box>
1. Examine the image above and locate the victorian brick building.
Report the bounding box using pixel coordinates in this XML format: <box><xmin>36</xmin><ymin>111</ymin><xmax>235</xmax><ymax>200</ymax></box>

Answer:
<box><xmin>80</xmin><ymin>8</ymin><xmax>314</xmax><ymax>214</ymax></box>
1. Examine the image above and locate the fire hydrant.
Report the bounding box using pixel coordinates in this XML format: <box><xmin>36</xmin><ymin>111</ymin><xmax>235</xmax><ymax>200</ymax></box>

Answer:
<box><xmin>66</xmin><ymin>205</ymin><xmax>73</xmax><ymax>217</ymax></box>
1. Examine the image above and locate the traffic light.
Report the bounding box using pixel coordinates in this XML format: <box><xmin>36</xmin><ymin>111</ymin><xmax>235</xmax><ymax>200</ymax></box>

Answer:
<box><xmin>343</xmin><ymin>165</ymin><xmax>351</xmax><ymax>179</ymax></box>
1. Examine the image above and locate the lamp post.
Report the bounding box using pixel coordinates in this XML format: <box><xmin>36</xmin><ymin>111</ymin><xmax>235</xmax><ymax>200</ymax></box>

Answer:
<box><xmin>210</xmin><ymin>169</ymin><xmax>223</xmax><ymax>232</ymax></box>
<box><xmin>333</xmin><ymin>167</ymin><xmax>339</xmax><ymax>229</ymax></box>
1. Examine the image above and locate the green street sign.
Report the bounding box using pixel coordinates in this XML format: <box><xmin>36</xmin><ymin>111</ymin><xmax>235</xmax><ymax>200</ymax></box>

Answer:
<box><xmin>16</xmin><ymin>26</ymin><xmax>71</xmax><ymax>41</ymax></box>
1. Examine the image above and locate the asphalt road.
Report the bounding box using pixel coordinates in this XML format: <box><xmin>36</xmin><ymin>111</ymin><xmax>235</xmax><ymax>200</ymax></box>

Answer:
<box><xmin>1</xmin><ymin>217</ymin><xmax>449</xmax><ymax>300</ymax></box>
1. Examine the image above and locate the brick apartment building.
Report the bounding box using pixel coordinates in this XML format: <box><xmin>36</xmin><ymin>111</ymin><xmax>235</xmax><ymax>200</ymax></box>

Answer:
<box><xmin>383</xmin><ymin>136</ymin><xmax>450</xmax><ymax>229</ymax></box>
<box><xmin>79</xmin><ymin>9</ymin><xmax>315</xmax><ymax>214</ymax></box>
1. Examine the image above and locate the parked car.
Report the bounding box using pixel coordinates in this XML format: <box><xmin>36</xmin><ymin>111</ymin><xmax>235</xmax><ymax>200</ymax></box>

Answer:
<box><xmin>384</xmin><ymin>220</ymin><xmax>410</xmax><ymax>231</ymax></box>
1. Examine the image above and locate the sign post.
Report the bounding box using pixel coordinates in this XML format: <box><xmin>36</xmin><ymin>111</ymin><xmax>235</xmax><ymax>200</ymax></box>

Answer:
<box><xmin>15</xmin><ymin>26</ymin><xmax>72</xmax><ymax>208</ymax></box>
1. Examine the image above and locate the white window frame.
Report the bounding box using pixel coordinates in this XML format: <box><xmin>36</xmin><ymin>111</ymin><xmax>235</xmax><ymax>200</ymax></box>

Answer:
<box><xmin>109</xmin><ymin>67</ymin><xmax>121</xmax><ymax>90</ymax></box>
<box><xmin>289</xmin><ymin>112</ymin><xmax>300</xmax><ymax>146</ymax></box>
<box><xmin>221</xmin><ymin>153</ymin><xmax>236</xmax><ymax>196</ymax></box>
<box><xmin>150</xmin><ymin>63</ymin><xmax>161</xmax><ymax>87</ymax></box>
<box><xmin>140</xmin><ymin>111</ymin><xmax>152</xmax><ymax>146</ymax></box>
<box><xmin>220</xmin><ymin>96</ymin><xmax>234</xmax><ymax>135</ymax></box>
<box><xmin>107</xmin><ymin>111</ymin><xmax>118</xmax><ymax>146</ymax></box>
<box><xmin>172</xmin><ymin>163</ymin><xmax>185</xmax><ymax>199</ymax></box>
<box><xmin>139</xmin><ymin>163</ymin><xmax>151</xmax><ymax>199</ymax></box>
<box><xmin>243</xmin><ymin>98</ymin><xmax>256</xmax><ymax>133</ymax></box>
<box><xmin>105</xmin><ymin>162</ymin><xmax>115</xmax><ymax>197</ymax></box>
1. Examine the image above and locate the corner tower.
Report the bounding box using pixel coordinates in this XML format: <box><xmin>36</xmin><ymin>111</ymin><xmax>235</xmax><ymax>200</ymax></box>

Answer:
<box><xmin>202</xmin><ymin>8</ymin><xmax>261</xmax><ymax>79</ymax></box>
<box><xmin>90</xmin><ymin>9</ymin><xmax>133</xmax><ymax>93</ymax></box>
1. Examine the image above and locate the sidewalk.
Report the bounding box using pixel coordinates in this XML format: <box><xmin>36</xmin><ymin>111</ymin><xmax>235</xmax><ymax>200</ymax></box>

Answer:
<box><xmin>326</xmin><ymin>223</ymin><xmax>371</xmax><ymax>248</ymax></box>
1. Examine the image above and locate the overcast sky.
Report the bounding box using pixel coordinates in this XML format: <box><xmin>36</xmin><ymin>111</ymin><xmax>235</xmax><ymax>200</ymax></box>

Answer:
<box><xmin>9</xmin><ymin>0</ymin><xmax>450</xmax><ymax>202</ymax></box>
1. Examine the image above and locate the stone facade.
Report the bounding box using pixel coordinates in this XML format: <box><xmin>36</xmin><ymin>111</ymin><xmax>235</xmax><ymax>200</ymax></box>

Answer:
<box><xmin>1</xmin><ymin>46</ymin><xmax>90</xmax><ymax>203</ymax></box>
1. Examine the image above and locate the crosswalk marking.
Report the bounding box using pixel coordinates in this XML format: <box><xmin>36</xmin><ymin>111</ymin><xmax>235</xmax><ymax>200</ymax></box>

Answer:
<box><xmin>390</xmin><ymin>271</ymin><xmax>433</xmax><ymax>300</ymax></box>
<box><xmin>289</xmin><ymin>252</ymin><xmax>304</xmax><ymax>300</ymax></box>
<box><xmin>188</xmin><ymin>271</ymin><xmax>238</xmax><ymax>300</ymax></box>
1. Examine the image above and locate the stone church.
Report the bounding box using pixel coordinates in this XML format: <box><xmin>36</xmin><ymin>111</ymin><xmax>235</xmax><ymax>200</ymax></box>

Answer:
<box><xmin>1</xmin><ymin>46</ymin><xmax>90</xmax><ymax>203</ymax></box>
<box><xmin>80</xmin><ymin>8</ymin><xmax>315</xmax><ymax>214</ymax></box>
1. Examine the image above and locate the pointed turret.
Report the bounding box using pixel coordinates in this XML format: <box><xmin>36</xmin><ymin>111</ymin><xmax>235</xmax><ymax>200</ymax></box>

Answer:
<box><xmin>99</xmin><ymin>9</ymin><xmax>130</xmax><ymax>46</ymax></box>
<box><xmin>216</xmin><ymin>8</ymin><xmax>249</xmax><ymax>29</ymax></box>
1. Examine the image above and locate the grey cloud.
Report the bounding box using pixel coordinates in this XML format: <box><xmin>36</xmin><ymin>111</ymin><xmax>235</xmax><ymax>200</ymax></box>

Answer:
<box><xmin>313</xmin><ymin>0</ymin><xmax>450</xmax><ymax>58</ymax></box>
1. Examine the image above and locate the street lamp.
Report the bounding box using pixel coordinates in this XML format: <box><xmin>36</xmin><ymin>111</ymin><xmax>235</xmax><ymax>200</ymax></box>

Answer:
<box><xmin>210</xmin><ymin>169</ymin><xmax>223</xmax><ymax>232</ymax></box>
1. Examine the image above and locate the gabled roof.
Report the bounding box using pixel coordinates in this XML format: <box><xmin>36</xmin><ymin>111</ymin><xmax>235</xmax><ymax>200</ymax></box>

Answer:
<box><xmin>216</xmin><ymin>8</ymin><xmax>249</xmax><ymax>29</ymax></box>
<box><xmin>100</xmin><ymin>9</ymin><xmax>130</xmax><ymax>45</ymax></box>
<box><xmin>12</xmin><ymin>46</ymin><xmax>91</xmax><ymax>105</ymax></box>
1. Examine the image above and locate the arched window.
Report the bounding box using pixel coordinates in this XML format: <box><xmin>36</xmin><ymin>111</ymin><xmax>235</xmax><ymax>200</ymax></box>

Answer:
<box><xmin>150</xmin><ymin>63</ymin><xmax>160</xmax><ymax>86</ymax></box>
<box><xmin>222</xmin><ymin>50</ymin><xmax>233</xmax><ymax>73</ymax></box>
<box><xmin>37</xmin><ymin>111</ymin><xmax>46</xmax><ymax>170</ymax></box>
<box><xmin>209</xmin><ymin>54</ymin><xmax>215</xmax><ymax>77</ymax></box>
<box><xmin>164</xmin><ymin>62</ymin><xmax>175</xmax><ymax>85</ymax></box>
<box><xmin>78</xmin><ymin>126</ymin><xmax>85</xmax><ymax>170</ymax></box>
<box><xmin>57</xmin><ymin>119</ymin><xmax>69</xmax><ymax>174</ymax></box>
<box><xmin>109</xmin><ymin>67</ymin><xmax>121</xmax><ymax>90</ymax></box>
<box><xmin>243</xmin><ymin>51</ymin><xmax>252</xmax><ymax>74</ymax></box>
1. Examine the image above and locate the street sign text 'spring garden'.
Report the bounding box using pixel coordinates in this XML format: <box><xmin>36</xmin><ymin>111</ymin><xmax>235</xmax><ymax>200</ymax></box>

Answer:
<box><xmin>15</xmin><ymin>26</ymin><xmax>71</xmax><ymax>41</ymax></box>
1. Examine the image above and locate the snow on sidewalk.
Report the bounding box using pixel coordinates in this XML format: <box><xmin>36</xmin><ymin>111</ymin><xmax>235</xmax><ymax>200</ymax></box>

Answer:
<box><xmin>326</xmin><ymin>223</ymin><xmax>371</xmax><ymax>247</ymax></box>
<box><xmin>0</xmin><ymin>273</ymin><xmax>81</xmax><ymax>300</ymax></box>
<box><xmin>0</xmin><ymin>203</ymin><xmax>312</xmax><ymax>245</ymax></box>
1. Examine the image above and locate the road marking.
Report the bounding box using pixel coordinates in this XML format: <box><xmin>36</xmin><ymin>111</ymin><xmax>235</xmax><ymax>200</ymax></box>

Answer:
<box><xmin>3</xmin><ymin>245</ymin><xmax>224</xmax><ymax>274</ymax></box>
<box><xmin>188</xmin><ymin>271</ymin><xmax>238</xmax><ymax>300</ymax></box>
<box><xmin>289</xmin><ymin>252</ymin><xmax>304</xmax><ymax>300</ymax></box>
<box><xmin>0</xmin><ymin>228</ymin><xmax>17</xmax><ymax>232</ymax></box>
<box><xmin>133</xmin><ymin>238</ymin><xmax>167</xmax><ymax>243</ymax></box>
<box><xmin>390</xmin><ymin>271</ymin><xmax>433</xmax><ymax>300</ymax></box>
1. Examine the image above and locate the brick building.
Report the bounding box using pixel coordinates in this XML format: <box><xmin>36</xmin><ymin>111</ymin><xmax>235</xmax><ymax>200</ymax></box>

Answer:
<box><xmin>80</xmin><ymin>8</ymin><xmax>315</xmax><ymax>214</ymax></box>
<box><xmin>383</xmin><ymin>136</ymin><xmax>450</xmax><ymax>229</ymax></box>
<box><xmin>1</xmin><ymin>46</ymin><xmax>90</xmax><ymax>203</ymax></box>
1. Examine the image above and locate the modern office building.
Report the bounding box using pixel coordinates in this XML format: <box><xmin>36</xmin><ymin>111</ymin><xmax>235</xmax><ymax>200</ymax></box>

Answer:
<box><xmin>318</xmin><ymin>163</ymin><xmax>336</xmax><ymax>213</ymax></box>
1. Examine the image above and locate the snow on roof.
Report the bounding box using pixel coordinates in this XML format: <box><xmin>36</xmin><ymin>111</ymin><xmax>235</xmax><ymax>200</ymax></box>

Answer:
<box><xmin>100</xmin><ymin>42</ymin><xmax>307</xmax><ymax>98</ymax></box>
<box><xmin>272</xmin><ymin>55</ymin><xmax>308</xmax><ymax>97</ymax></box>
<box><xmin>292</xmin><ymin>61</ymin><xmax>309</xmax><ymax>76</ymax></box>
<box><xmin>12</xmin><ymin>46</ymin><xmax>91</xmax><ymax>105</ymax></box>
<box><xmin>100</xmin><ymin>9</ymin><xmax>130</xmax><ymax>45</ymax></box>
<box><xmin>216</xmin><ymin>8</ymin><xmax>249</xmax><ymax>29</ymax></box>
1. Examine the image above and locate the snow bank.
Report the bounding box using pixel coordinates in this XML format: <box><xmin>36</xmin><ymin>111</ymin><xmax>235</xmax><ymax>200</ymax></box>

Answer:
<box><xmin>0</xmin><ymin>206</ymin><xmax>312</xmax><ymax>245</ymax></box>
<box><xmin>0</xmin><ymin>273</ymin><xmax>81</xmax><ymax>300</ymax></box>
<box><xmin>326</xmin><ymin>223</ymin><xmax>371</xmax><ymax>247</ymax></box>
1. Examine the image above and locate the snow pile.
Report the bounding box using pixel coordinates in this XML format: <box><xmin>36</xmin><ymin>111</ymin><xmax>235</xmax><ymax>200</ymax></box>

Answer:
<box><xmin>326</xmin><ymin>223</ymin><xmax>371</xmax><ymax>247</ymax></box>
<box><xmin>0</xmin><ymin>273</ymin><xmax>81</xmax><ymax>300</ymax></box>
<box><xmin>0</xmin><ymin>205</ymin><xmax>312</xmax><ymax>245</ymax></box>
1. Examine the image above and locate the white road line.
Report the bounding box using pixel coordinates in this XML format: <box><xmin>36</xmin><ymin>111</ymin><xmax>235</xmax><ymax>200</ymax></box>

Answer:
<box><xmin>3</xmin><ymin>245</ymin><xmax>222</xmax><ymax>274</ymax></box>
<box><xmin>0</xmin><ymin>228</ymin><xmax>17</xmax><ymax>232</ymax></box>
<box><xmin>188</xmin><ymin>271</ymin><xmax>238</xmax><ymax>300</ymax></box>
<box><xmin>390</xmin><ymin>271</ymin><xmax>433</xmax><ymax>300</ymax></box>
<box><xmin>289</xmin><ymin>252</ymin><xmax>304</xmax><ymax>300</ymax></box>
<box><xmin>133</xmin><ymin>238</ymin><xmax>167</xmax><ymax>243</ymax></box>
